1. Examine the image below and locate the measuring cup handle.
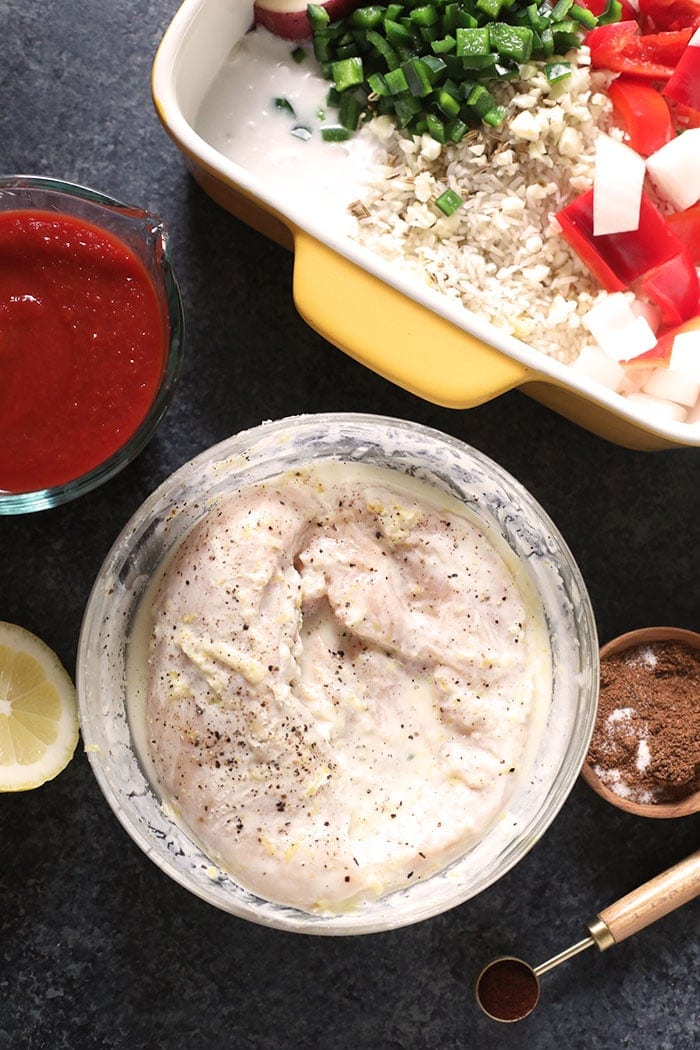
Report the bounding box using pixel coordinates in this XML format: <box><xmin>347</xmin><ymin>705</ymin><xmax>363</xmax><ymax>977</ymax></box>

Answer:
<box><xmin>593</xmin><ymin>851</ymin><xmax>700</xmax><ymax>946</ymax></box>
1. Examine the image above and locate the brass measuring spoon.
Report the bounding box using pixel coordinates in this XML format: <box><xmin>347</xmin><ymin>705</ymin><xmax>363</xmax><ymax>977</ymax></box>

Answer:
<box><xmin>475</xmin><ymin>850</ymin><xmax>700</xmax><ymax>1023</ymax></box>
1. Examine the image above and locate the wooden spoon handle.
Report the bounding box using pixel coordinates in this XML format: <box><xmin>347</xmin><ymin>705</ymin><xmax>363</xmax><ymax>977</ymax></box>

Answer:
<box><xmin>595</xmin><ymin>851</ymin><xmax>700</xmax><ymax>946</ymax></box>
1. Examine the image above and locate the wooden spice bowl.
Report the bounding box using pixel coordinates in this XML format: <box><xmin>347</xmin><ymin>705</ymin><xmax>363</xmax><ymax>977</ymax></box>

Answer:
<box><xmin>581</xmin><ymin>626</ymin><xmax>700</xmax><ymax>819</ymax></box>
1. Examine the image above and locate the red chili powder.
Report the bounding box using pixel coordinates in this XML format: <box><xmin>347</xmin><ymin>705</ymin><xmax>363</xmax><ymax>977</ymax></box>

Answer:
<box><xmin>477</xmin><ymin>958</ymin><xmax>539</xmax><ymax>1021</ymax></box>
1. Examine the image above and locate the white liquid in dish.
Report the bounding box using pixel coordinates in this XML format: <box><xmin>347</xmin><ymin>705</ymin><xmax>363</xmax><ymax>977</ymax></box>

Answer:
<box><xmin>194</xmin><ymin>27</ymin><xmax>379</xmax><ymax>234</ymax></box>
<box><xmin>128</xmin><ymin>461</ymin><xmax>551</xmax><ymax>914</ymax></box>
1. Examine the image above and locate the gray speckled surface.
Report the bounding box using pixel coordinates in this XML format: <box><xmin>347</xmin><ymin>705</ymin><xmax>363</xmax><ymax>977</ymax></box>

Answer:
<box><xmin>0</xmin><ymin>2</ymin><xmax>698</xmax><ymax>1047</ymax></box>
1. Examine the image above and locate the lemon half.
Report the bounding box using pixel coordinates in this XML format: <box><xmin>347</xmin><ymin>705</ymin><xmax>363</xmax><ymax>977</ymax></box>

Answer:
<box><xmin>0</xmin><ymin>621</ymin><xmax>79</xmax><ymax>791</ymax></box>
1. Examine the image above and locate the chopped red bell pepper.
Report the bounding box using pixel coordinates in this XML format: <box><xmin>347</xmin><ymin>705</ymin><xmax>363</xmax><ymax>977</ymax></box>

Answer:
<box><xmin>556</xmin><ymin>188</ymin><xmax>688</xmax><ymax>287</ymax></box>
<box><xmin>622</xmin><ymin>333</ymin><xmax>675</xmax><ymax>368</ymax></box>
<box><xmin>608</xmin><ymin>76</ymin><xmax>676</xmax><ymax>153</ymax></box>
<box><xmin>634</xmin><ymin>249</ymin><xmax>700</xmax><ymax>324</ymax></box>
<box><xmin>672</xmin><ymin>99</ymin><xmax>700</xmax><ymax>126</ymax></box>
<box><xmin>662</xmin><ymin>29</ymin><xmax>700</xmax><ymax>108</ymax></box>
<box><xmin>667</xmin><ymin>202</ymin><xmax>700</xmax><ymax>261</ymax></box>
<box><xmin>555</xmin><ymin>191</ymin><xmax>627</xmax><ymax>291</ymax></box>
<box><xmin>638</xmin><ymin>0</ymin><xmax>700</xmax><ymax>31</ymax></box>
<box><xmin>587</xmin><ymin>21</ymin><xmax>694</xmax><ymax>79</ymax></box>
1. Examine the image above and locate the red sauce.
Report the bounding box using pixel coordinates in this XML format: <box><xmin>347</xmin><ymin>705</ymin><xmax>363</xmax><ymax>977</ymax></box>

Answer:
<box><xmin>0</xmin><ymin>209</ymin><xmax>166</xmax><ymax>493</ymax></box>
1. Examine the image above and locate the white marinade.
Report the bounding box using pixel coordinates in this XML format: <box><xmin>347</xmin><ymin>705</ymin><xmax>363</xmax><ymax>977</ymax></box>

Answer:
<box><xmin>195</xmin><ymin>27</ymin><xmax>383</xmax><ymax>236</ymax></box>
<box><xmin>134</xmin><ymin>462</ymin><xmax>551</xmax><ymax>913</ymax></box>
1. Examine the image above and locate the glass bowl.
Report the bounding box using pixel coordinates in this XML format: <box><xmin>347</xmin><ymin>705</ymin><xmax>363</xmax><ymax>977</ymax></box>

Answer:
<box><xmin>0</xmin><ymin>175</ymin><xmax>185</xmax><ymax>514</ymax></box>
<box><xmin>77</xmin><ymin>413</ymin><xmax>598</xmax><ymax>934</ymax></box>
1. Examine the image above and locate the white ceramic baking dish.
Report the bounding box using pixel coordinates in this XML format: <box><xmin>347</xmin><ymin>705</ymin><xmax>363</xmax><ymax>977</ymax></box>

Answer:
<box><xmin>151</xmin><ymin>0</ymin><xmax>700</xmax><ymax>450</ymax></box>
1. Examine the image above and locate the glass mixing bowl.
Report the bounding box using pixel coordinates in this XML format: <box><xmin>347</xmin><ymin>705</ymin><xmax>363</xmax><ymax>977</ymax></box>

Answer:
<box><xmin>77</xmin><ymin>413</ymin><xmax>598</xmax><ymax>934</ymax></box>
<box><xmin>0</xmin><ymin>175</ymin><xmax>185</xmax><ymax>514</ymax></box>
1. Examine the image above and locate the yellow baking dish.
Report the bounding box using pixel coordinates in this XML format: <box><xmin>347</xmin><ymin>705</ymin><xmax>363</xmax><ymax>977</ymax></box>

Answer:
<box><xmin>151</xmin><ymin>0</ymin><xmax>700</xmax><ymax>450</ymax></box>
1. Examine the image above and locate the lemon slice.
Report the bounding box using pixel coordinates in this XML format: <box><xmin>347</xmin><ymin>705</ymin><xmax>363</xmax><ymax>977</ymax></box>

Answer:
<box><xmin>0</xmin><ymin>621</ymin><xmax>79</xmax><ymax>791</ymax></box>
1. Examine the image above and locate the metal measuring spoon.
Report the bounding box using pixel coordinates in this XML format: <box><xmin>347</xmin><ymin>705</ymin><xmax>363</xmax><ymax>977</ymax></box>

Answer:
<box><xmin>475</xmin><ymin>850</ymin><xmax>700</xmax><ymax>1023</ymax></box>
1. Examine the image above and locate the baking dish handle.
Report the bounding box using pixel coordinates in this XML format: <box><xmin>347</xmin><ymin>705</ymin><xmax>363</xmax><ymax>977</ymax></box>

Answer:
<box><xmin>292</xmin><ymin>230</ymin><xmax>530</xmax><ymax>408</ymax></box>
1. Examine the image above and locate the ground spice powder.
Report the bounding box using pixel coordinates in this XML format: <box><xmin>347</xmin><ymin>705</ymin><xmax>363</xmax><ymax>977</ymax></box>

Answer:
<box><xmin>476</xmin><ymin>958</ymin><xmax>539</xmax><ymax>1021</ymax></box>
<box><xmin>587</xmin><ymin>640</ymin><xmax>700</xmax><ymax>804</ymax></box>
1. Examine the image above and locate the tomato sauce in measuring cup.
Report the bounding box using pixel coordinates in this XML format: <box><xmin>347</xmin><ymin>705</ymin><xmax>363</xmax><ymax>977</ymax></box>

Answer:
<box><xmin>0</xmin><ymin>209</ymin><xmax>166</xmax><ymax>494</ymax></box>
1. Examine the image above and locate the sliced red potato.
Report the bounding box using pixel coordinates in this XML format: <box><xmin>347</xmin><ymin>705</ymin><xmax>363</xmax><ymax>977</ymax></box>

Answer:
<box><xmin>254</xmin><ymin>0</ymin><xmax>360</xmax><ymax>40</ymax></box>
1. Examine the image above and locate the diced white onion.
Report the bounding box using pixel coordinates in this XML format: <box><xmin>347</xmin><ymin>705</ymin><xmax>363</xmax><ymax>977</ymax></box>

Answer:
<box><xmin>685</xmin><ymin>396</ymin><xmax>700</xmax><ymax>424</ymax></box>
<box><xmin>583</xmin><ymin>293</ymin><xmax>658</xmax><ymax>360</ymax></box>
<box><xmin>593</xmin><ymin>134</ymin><xmax>645</xmax><ymax>235</ymax></box>
<box><xmin>646</xmin><ymin>129</ymin><xmax>700</xmax><ymax>211</ymax></box>
<box><xmin>572</xmin><ymin>345</ymin><xmax>627</xmax><ymax>391</ymax></box>
<box><xmin>669</xmin><ymin>329</ymin><xmax>700</xmax><ymax>382</ymax></box>
<box><xmin>509</xmin><ymin>111</ymin><xmax>541</xmax><ymax>141</ymax></box>
<box><xmin>630</xmin><ymin>298</ymin><xmax>661</xmax><ymax>333</ymax></box>
<box><xmin>620</xmin><ymin>367</ymin><xmax>655</xmax><ymax>396</ymax></box>
<box><xmin>625</xmin><ymin>392</ymin><xmax>688</xmax><ymax>423</ymax></box>
<box><xmin>642</xmin><ymin>367</ymin><xmax>700</xmax><ymax>407</ymax></box>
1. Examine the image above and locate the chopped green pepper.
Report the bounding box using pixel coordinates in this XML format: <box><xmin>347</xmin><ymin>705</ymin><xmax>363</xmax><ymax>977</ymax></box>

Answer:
<box><xmin>321</xmin><ymin>124</ymin><xmax>351</xmax><ymax>141</ymax></box>
<box><xmin>435</xmin><ymin>188</ymin><xmax>464</xmax><ymax>214</ymax></box>
<box><xmin>274</xmin><ymin>97</ymin><xmax>296</xmax><ymax>116</ymax></box>
<box><xmin>545</xmin><ymin>60</ymin><xmax>571</xmax><ymax>83</ymax></box>
<box><xmin>309</xmin><ymin>0</ymin><xmax>621</xmax><ymax>141</ymax></box>
<box><xmin>331</xmin><ymin>56</ymin><xmax>365</xmax><ymax>92</ymax></box>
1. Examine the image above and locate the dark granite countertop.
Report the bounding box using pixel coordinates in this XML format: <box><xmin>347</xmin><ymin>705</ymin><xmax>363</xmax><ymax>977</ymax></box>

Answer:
<box><xmin>0</xmin><ymin>3</ymin><xmax>698</xmax><ymax>1047</ymax></box>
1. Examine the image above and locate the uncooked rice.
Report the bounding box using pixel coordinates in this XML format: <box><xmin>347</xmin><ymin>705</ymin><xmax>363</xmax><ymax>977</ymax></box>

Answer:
<box><xmin>350</xmin><ymin>48</ymin><xmax>616</xmax><ymax>365</ymax></box>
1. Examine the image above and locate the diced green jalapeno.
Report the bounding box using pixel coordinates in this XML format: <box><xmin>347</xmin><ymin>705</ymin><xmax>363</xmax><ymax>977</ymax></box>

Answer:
<box><xmin>403</xmin><ymin>57</ymin><xmax>434</xmax><ymax>96</ymax></box>
<box><xmin>596</xmin><ymin>0</ymin><xmax>622</xmax><ymax>22</ymax></box>
<box><xmin>426</xmin><ymin>112</ymin><xmax>448</xmax><ymax>142</ymax></box>
<box><xmin>435</xmin><ymin>188</ymin><xmax>464</xmax><ymax>215</ymax></box>
<box><xmin>307</xmin><ymin>4</ymin><xmax>330</xmax><ymax>30</ymax></box>
<box><xmin>385</xmin><ymin>66</ymin><xmax>410</xmax><ymax>93</ymax></box>
<box><xmin>410</xmin><ymin>5</ymin><xmax>440</xmax><ymax>27</ymax></box>
<box><xmin>489</xmin><ymin>23</ymin><xmax>533</xmax><ymax>62</ymax></box>
<box><xmin>331</xmin><ymin>56</ymin><xmax>364</xmax><ymax>92</ymax></box>
<box><xmin>308</xmin><ymin>0</ymin><xmax>597</xmax><ymax>142</ymax></box>
<box><xmin>321</xmin><ymin>124</ymin><xmax>351</xmax><ymax>141</ymax></box>
<box><xmin>338</xmin><ymin>91</ymin><xmax>364</xmax><ymax>129</ymax></box>
<box><xmin>545</xmin><ymin>60</ymin><xmax>572</xmax><ymax>83</ymax></box>
<box><xmin>274</xmin><ymin>97</ymin><xmax>296</xmax><ymax>116</ymax></box>
<box><xmin>477</xmin><ymin>0</ymin><xmax>503</xmax><ymax>19</ymax></box>
<box><xmin>437</xmin><ymin>87</ymin><xmax>462</xmax><ymax>116</ymax></box>
<box><xmin>351</xmin><ymin>6</ymin><xmax>384</xmax><ymax>29</ymax></box>
<box><xmin>455</xmin><ymin>27</ymin><xmax>491</xmax><ymax>58</ymax></box>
